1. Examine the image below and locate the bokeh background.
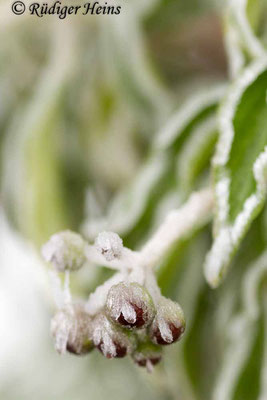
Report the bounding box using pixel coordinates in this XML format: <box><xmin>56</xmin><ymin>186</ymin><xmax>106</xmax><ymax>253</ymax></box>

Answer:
<box><xmin>0</xmin><ymin>0</ymin><xmax>266</xmax><ymax>399</ymax></box>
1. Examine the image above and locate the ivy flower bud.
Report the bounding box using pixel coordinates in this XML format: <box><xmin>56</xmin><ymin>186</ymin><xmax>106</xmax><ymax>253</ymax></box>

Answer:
<box><xmin>132</xmin><ymin>340</ymin><xmax>162</xmax><ymax>372</ymax></box>
<box><xmin>51</xmin><ymin>304</ymin><xmax>93</xmax><ymax>355</ymax></box>
<box><xmin>42</xmin><ymin>230</ymin><xmax>86</xmax><ymax>272</ymax></box>
<box><xmin>92</xmin><ymin>313</ymin><xmax>134</xmax><ymax>359</ymax></box>
<box><xmin>95</xmin><ymin>231</ymin><xmax>123</xmax><ymax>261</ymax></box>
<box><xmin>150</xmin><ymin>297</ymin><xmax>185</xmax><ymax>345</ymax></box>
<box><xmin>106</xmin><ymin>282</ymin><xmax>155</xmax><ymax>329</ymax></box>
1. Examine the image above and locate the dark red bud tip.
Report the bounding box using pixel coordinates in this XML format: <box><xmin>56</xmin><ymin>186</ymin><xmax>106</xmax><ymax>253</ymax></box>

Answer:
<box><xmin>66</xmin><ymin>343</ymin><xmax>81</xmax><ymax>355</ymax></box>
<box><xmin>106</xmin><ymin>282</ymin><xmax>155</xmax><ymax>330</ymax></box>
<box><xmin>132</xmin><ymin>340</ymin><xmax>162</xmax><ymax>371</ymax></box>
<box><xmin>97</xmin><ymin>341</ymin><xmax>127</xmax><ymax>359</ymax></box>
<box><xmin>66</xmin><ymin>338</ymin><xmax>94</xmax><ymax>356</ymax></box>
<box><xmin>117</xmin><ymin>304</ymin><xmax>145</xmax><ymax>328</ymax></box>
<box><xmin>154</xmin><ymin>323</ymin><xmax>185</xmax><ymax>345</ymax></box>
<box><xmin>136</xmin><ymin>356</ymin><xmax>162</xmax><ymax>367</ymax></box>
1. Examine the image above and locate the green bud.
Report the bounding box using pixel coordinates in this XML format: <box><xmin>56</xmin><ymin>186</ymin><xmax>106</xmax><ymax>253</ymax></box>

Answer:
<box><xmin>150</xmin><ymin>297</ymin><xmax>185</xmax><ymax>345</ymax></box>
<box><xmin>106</xmin><ymin>282</ymin><xmax>155</xmax><ymax>329</ymax></box>
<box><xmin>132</xmin><ymin>339</ymin><xmax>162</xmax><ymax>371</ymax></box>
<box><xmin>92</xmin><ymin>312</ymin><xmax>136</xmax><ymax>359</ymax></box>
<box><xmin>51</xmin><ymin>304</ymin><xmax>94</xmax><ymax>355</ymax></box>
<box><xmin>42</xmin><ymin>230</ymin><xmax>86</xmax><ymax>272</ymax></box>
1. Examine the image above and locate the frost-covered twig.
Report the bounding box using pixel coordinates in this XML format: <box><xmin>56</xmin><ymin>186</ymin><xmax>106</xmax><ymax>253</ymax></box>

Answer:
<box><xmin>83</xmin><ymin>189</ymin><xmax>214</xmax><ymax>272</ymax></box>
<box><xmin>83</xmin><ymin>189</ymin><xmax>213</xmax><ymax>322</ymax></box>
<box><xmin>140</xmin><ymin>189</ymin><xmax>213</xmax><ymax>268</ymax></box>
<box><xmin>84</xmin><ymin>243</ymin><xmax>140</xmax><ymax>271</ymax></box>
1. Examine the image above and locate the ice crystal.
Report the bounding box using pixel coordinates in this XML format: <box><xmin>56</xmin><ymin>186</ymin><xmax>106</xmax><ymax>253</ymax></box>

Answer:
<box><xmin>51</xmin><ymin>304</ymin><xmax>93</xmax><ymax>355</ymax></box>
<box><xmin>206</xmin><ymin>144</ymin><xmax>267</xmax><ymax>288</ymax></box>
<box><xmin>253</xmin><ymin>146</ymin><xmax>267</xmax><ymax>193</ymax></box>
<box><xmin>92</xmin><ymin>313</ymin><xmax>133</xmax><ymax>358</ymax></box>
<box><xmin>50</xmin><ymin>308</ymin><xmax>74</xmax><ymax>354</ymax></box>
<box><xmin>215</xmin><ymin>59</ymin><xmax>267</xmax><ymax>167</ymax></box>
<box><xmin>231</xmin><ymin>195</ymin><xmax>259</xmax><ymax>244</ymax></box>
<box><xmin>95</xmin><ymin>231</ymin><xmax>123</xmax><ymax>261</ymax></box>
<box><xmin>106</xmin><ymin>282</ymin><xmax>155</xmax><ymax>328</ymax></box>
<box><xmin>43</xmin><ymin>188</ymin><xmax>213</xmax><ymax>367</ymax></box>
<box><xmin>86</xmin><ymin>273</ymin><xmax>125</xmax><ymax>316</ymax></box>
<box><xmin>150</xmin><ymin>297</ymin><xmax>185</xmax><ymax>345</ymax></box>
<box><xmin>204</xmin><ymin>227</ymin><xmax>233</xmax><ymax>288</ymax></box>
<box><xmin>215</xmin><ymin>176</ymin><xmax>230</xmax><ymax>229</ymax></box>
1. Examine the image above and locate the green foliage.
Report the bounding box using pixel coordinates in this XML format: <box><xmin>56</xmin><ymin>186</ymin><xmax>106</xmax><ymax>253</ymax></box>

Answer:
<box><xmin>228</xmin><ymin>70</ymin><xmax>267</xmax><ymax>221</ymax></box>
<box><xmin>0</xmin><ymin>1</ymin><xmax>267</xmax><ymax>400</ymax></box>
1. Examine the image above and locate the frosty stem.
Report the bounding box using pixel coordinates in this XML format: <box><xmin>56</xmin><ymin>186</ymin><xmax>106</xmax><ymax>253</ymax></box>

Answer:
<box><xmin>84</xmin><ymin>188</ymin><xmax>213</xmax><ymax>272</ymax></box>
<box><xmin>84</xmin><ymin>188</ymin><xmax>213</xmax><ymax>315</ymax></box>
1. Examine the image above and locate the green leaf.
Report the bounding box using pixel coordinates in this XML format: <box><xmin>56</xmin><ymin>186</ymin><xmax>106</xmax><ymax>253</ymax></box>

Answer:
<box><xmin>205</xmin><ymin>58</ymin><xmax>267</xmax><ymax>288</ymax></box>
<box><xmin>1</xmin><ymin>43</ymin><xmax>74</xmax><ymax>246</ymax></box>
<box><xmin>230</xmin><ymin>0</ymin><xmax>266</xmax><ymax>59</ymax></box>
<box><xmin>211</xmin><ymin>251</ymin><xmax>267</xmax><ymax>400</ymax></box>
<box><xmin>176</xmin><ymin>115</ymin><xmax>218</xmax><ymax>193</ymax></box>
<box><xmin>83</xmin><ymin>84</ymin><xmax>225</xmax><ymax>245</ymax></box>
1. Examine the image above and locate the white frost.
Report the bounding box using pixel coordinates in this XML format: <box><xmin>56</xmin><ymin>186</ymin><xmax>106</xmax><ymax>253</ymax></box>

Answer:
<box><xmin>214</xmin><ymin>59</ymin><xmax>267</xmax><ymax>167</ymax></box>
<box><xmin>155</xmin><ymin>85</ymin><xmax>225</xmax><ymax>150</ymax></box>
<box><xmin>232</xmin><ymin>0</ymin><xmax>266</xmax><ymax>59</ymax></box>
<box><xmin>231</xmin><ymin>194</ymin><xmax>259</xmax><ymax>244</ymax></box>
<box><xmin>204</xmin><ymin>228</ymin><xmax>233</xmax><ymax>288</ymax></box>
<box><xmin>92</xmin><ymin>313</ymin><xmax>131</xmax><ymax>358</ymax></box>
<box><xmin>95</xmin><ymin>231</ymin><xmax>123</xmax><ymax>261</ymax></box>
<box><xmin>253</xmin><ymin>146</ymin><xmax>267</xmax><ymax>193</ymax></box>
<box><xmin>42</xmin><ymin>230</ymin><xmax>86</xmax><ymax>272</ymax></box>
<box><xmin>85</xmin><ymin>272</ymin><xmax>125</xmax><ymax>316</ymax></box>
<box><xmin>106</xmin><ymin>282</ymin><xmax>154</xmax><ymax>326</ymax></box>
<box><xmin>215</xmin><ymin>176</ymin><xmax>230</xmax><ymax>230</ymax></box>
<box><xmin>205</xmin><ymin>62</ymin><xmax>267</xmax><ymax>288</ymax></box>
<box><xmin>50</xmin><ymin>309</ymin><xmax>74</xmax><ymax>355</ymax></box>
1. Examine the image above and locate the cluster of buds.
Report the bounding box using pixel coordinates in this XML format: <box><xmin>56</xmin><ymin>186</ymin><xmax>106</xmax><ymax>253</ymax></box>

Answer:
<box><xmin>42</xmin><ymin>230</ymin><xmax>186</xmax><ymax>371</ymax></box>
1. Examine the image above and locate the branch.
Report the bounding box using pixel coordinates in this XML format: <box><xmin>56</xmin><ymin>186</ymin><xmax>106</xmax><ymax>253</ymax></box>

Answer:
<box><xmin>84</xmin><ymin>244</ymin><xmax>141</xmax><ymax>271</ymax></box>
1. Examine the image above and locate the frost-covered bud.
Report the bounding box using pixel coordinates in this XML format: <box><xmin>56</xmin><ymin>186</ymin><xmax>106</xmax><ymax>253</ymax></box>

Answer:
<box><xmin>42</xmin><ymin>230</ymin><xmax>86</xmax><ymax>272</ymax></box>
<box><xmin>150</xmin><ymin>297</ymin><xmax>185</xmax><ymax>345</ymax></box>
<box><xmin>51</xmin><ymin>304</ymin><xmax>93</xmax><ymax>355</ymax></box>
<box><xmin>95</xmin><ymin>231</ymin><xmax>123</xmax><ymax>261</ymax></box>
<box><xmin>92</xmin><ymin>313</ymin><xmax>134</xmax><ymax>359</ymax></box>
<box><xmin>132</xmin><ymin>340</ymin><xmax>162</xmax><ymax>371</ymax></box>
<box><xmin>106</xmin><ymin>282</ymin><xmax>155</xmax><ymax>329</ymax></box>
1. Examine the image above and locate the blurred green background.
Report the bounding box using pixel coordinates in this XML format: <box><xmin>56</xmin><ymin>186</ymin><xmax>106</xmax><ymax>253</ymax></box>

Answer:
<box><xmin>0</xmin><ymin>1</ymin><xmax>266</xmax><ymax>400</ymax></box>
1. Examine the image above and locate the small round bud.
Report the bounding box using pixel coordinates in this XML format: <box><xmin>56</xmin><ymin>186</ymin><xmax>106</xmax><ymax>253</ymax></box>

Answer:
<box><xmin>42</xmin><ymin>230</ymin><xmax>86</xmax><ymax>272</ymax></box>
<box><xmin>92</xmin><ymin>313</ymin><xmax>134</xmax><ymax>359</ymax></box>
<box><xmin>95</xmin><ymin>231</ymin><xmax>123</xmax><ymax>261</ymax></box>
<box><xmin>106</xmin><ymin>282</ymin><xmax>155</xmax><ymax>329</ymax></box>
<box><xmin>150</xmin><ymin>297</ymin><xmax>185</xmax><ymax>345</ymax></box>
<box><xmin>132</xmin><ymin>340</ymin><xmax>162</xmax><ymax>371</ymax></box>
<box><xmin>51</xmin><ymin>304</ymin><xmax>93</xmax><ymax>355</ymax></box>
